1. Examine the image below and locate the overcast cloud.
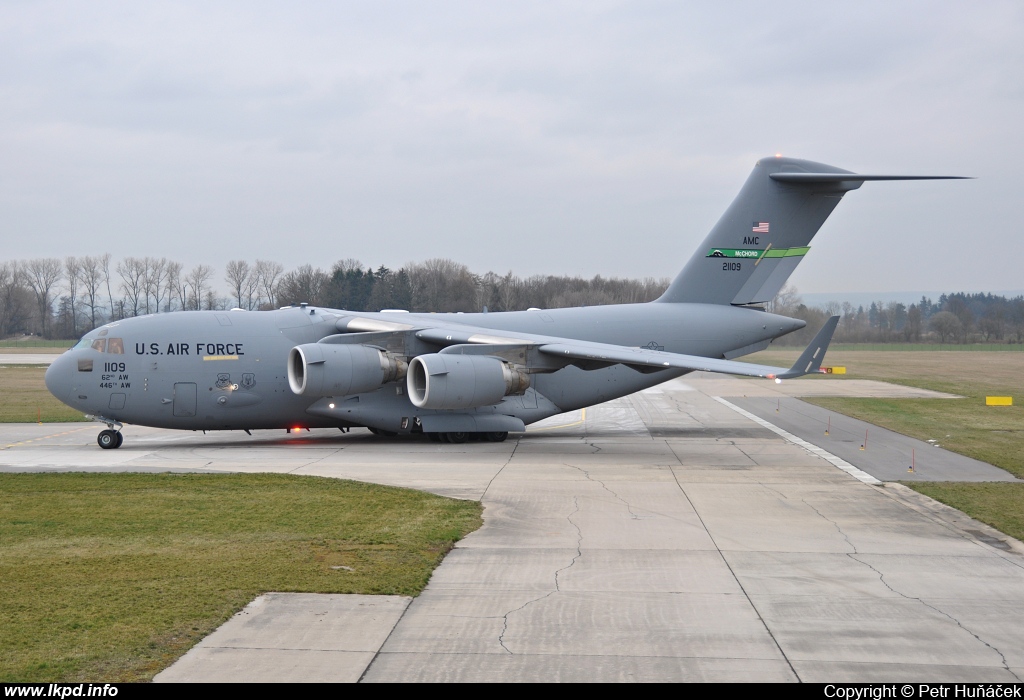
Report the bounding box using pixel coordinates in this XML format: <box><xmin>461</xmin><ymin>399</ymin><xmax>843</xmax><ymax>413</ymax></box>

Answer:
<box><xmin>1</xmin><ymin>1</ymin><xmax>1021</xmax><ymax>294</ymax></box>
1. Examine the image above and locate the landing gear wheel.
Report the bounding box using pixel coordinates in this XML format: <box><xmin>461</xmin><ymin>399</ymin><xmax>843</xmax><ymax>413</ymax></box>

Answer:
<box><xmin>114</xmin><ymin>431</ymin><xmax>124</xmax><ymax>448</ymax></box>
<box><xmin>97</xmin><ymin>430</ymin><xmax>119</xmax><ymax>449</ymax></box>
<box><xmin>483</xmin><ymin>431</ymin><xmax>508</xmax><ymax>442</ymax></box>
<box><xmin>445</xmin><ymin>431</ymin><xmax>469</xmax><ymax>444</ymax></box>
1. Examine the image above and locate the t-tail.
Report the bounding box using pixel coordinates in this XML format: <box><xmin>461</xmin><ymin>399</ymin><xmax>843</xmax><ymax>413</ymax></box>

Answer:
<box><xmin>657</xmin><ymin>156</ymin><xmax>969</xmax><ymax>306</ymax></box>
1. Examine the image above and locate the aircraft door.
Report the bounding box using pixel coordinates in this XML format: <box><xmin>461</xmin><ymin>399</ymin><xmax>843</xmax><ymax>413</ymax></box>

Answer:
<box><xmin>173</xmin><ymin>383</ymin><xmax>197</xmax><ymax>417</ymax></box>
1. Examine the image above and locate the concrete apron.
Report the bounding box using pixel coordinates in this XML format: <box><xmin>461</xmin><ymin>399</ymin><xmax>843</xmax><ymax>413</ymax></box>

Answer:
<box><xmin>24</xmin><ymin>375</ymin><xmax>1020</xmax><ymax>683</ymax></box>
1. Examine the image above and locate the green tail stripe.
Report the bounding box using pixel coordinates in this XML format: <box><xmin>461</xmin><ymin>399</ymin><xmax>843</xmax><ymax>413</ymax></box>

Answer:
<box><xmin>764</xmin><ymin>246</ymin><xmax>811</xmax><ymax>258</ymax></box>
<box><xmin>706</xmin><ymin>247</ymin><xmax>810</xmax><ymax>259</ymax></box>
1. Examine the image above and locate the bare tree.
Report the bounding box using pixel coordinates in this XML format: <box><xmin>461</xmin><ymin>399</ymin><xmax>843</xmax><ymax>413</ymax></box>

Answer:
<box><xmin>185</xmin><ymin>264</ymin><xmax>214</xmax><ymax>310</ymax></box>
<box><xmin>408</xmin><ymin>258</ymin><xmax>479</xmax><ymax>312</ymax></box>
<box><xmin>929</xmin><ymin>311</ymin><xmax>962</xmax><ymax>343</ymax></box>
<box><xmin>63</xmin><ymin>256</ymin><xmax>82</xmax><ymax>336</ymax></box>
<box><xmin>143</xmin><ymin>257</ymin><xmax>169</xmax><ymax>314</ymax></box>
<box><xmin>0</xmin><ymin>261</ymin><xmax>32</xmax><ymax>337</ymax></box>
<box><xmin>117</xmin><ymin>257</ymin><xmax>147</xmax><ymax>317</ymax></box>
<box><xmin>24</xmin><ymin>258</ymin><xmax>63</xmax><ymax>337</ymax></box>
<box><xmin>255</xmin><ymin>259</ymin><xmax>284</xmax><ymax>309</ymax></box>
<box><xmin>225</xmin><ymin>260</ymin><xmax>251</xmax><ymax>309</ymax></box>
<box><xmin>79</xmin><ymin>255</ymin><xmax>106</xmax><ymax>330</ymax></box>
<box><xmin>165</xmin><ymin>260</ymin><xmax>184</xmax><ymax>312</ymax></box>
<box><xmin>767</xmin><ymin>284</ymin><xmax>802</xmax><ymax>315</ymax></box>
<box><xmin>277</xmin><ymin>265</ymin><xmax>329</xmax><ymax>307</ymax></box>
<box><xmin>101</xmin><ymin>253</ymin><xmax>115</xmax><ymax>320</ymax></box>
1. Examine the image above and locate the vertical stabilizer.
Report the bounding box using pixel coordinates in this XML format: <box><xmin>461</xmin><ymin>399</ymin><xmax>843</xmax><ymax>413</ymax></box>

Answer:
<box><xmin>658</xmin><ymin>157</ymin><xmax>858</xmax><ymax>305</ymax></box>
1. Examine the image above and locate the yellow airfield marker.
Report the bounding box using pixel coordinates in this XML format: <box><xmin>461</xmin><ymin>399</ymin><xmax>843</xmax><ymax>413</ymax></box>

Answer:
<box><xmin>985</xmin><ymin>396</ymin><xmax>1013</xmax><ymax>406</ymax></box>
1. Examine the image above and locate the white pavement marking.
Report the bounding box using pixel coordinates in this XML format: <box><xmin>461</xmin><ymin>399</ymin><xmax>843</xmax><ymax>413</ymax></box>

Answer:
<box><xmin>713</xmin><ymin>396</ymin><xmax>882</xmax><ymax>486</ymax></box>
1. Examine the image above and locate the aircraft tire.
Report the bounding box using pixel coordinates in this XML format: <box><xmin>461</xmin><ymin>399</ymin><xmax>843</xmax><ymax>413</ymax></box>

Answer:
<box><xmin>97</xmin><ymin>430</ymin><xmax>118</xmax><ymax>449</ymax></box>
<box><xmin>114</xmin><ymin>432</ymin><xmax>124</xmax><ymax>448</ymax></box>
<box><xmin>446</xmin><ymin>431</ymin><xmax>469</xmax><ymax>444</ymax></box>
<box><xmin>483</xmin><ymin>431</ymin><xmax>508</xmax><ymax>442</ymax></box>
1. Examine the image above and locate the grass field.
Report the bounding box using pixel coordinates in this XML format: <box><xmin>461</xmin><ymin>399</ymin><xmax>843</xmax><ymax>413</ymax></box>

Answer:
<box><xmin>0</xmin><ymin>366</ymin><xmax>88</xmax><ymax>423</ymax></box>
<box><xmin>746</xmin><ymin>347</ymin><xmax>1024</xmax><ymax>540</ymax></box>
<box><xmin>0</xmin><ymin>339</ymin><xmax>74</xmax><ymax>349</ymax></box>
<box><xmin>0</xmin><ymin>472</ymin><xmax>482</xmax><ymax>682</ymax></box>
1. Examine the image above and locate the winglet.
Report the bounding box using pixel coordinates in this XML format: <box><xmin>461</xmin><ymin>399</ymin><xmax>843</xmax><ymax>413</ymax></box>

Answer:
<box><xmin>777</xmin><ymin>316</ymin><xmax>840</xmax><ymax>379</ymax></box>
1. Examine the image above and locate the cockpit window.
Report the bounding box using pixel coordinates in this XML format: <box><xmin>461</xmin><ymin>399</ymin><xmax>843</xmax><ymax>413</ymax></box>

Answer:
<box><xmin>91</xmin><ymin>339</ymin><xmax>107</xmax><ymax>353</ymax></box>
<box><xmin>107</xmin><ymin>338</ymin><xmax>124</xmax><ymax>354</ymax></box>
<box><xmin>74</xmin><ymin>338</ymin><xmax>91</xmax><ymax>349</ymax></box>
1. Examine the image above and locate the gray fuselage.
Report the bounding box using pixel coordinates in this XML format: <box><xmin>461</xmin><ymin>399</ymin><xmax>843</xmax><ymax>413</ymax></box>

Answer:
<box><xmin>44</xmin><ymin>302</ymin><xmax>802</xmax><ymax>434</ymax></box>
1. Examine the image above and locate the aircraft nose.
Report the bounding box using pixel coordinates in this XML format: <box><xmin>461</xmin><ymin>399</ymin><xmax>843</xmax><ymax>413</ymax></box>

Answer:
<box><xmin>44</xmin><ymin>352</ymin><xmax>73</xmax><ymax>402</ymax></box>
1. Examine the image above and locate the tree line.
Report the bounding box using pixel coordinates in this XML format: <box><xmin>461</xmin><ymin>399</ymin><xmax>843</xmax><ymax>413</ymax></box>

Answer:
<box><xmin>2</xmin><ymin>255</ymin><xmax>1022</xmax><ymax>346</ymax></box>
<box><xmin>0</xmin><ymin>255</ymin><xmax>668</xmax><ymax>340</ymax></box>
<box><xmin>771</xmin><ymin>288</ymin><xmax>1024</xmax><ymax>346</ymax></box>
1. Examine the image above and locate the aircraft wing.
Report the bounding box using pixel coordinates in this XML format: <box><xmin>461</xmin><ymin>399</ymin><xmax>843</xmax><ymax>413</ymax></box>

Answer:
<box><xmin>537</xmin><ymin>316</ymin><xmax>840</xmax><ymax>379</ymax></box>
<box><xmin>406</xmin><ymin>315</ymin><xmax>840</xmax><ymax>381</ymax></box>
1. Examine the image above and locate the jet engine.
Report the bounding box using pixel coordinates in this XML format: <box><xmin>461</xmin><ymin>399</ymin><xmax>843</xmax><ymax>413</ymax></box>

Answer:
<box><xmin>407</xmin><ymin>354</ymin><xmax>530</xmax><ymax>410</ymax></box>
<box><xmin>288</xmin><ymin>343</ymin><xmax>407</xmax><ymax>397</ymax></box>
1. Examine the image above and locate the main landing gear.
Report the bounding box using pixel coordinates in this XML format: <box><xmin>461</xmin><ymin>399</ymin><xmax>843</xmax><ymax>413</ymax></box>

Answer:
<box><xmin>97</xmin><ymin>429</ymin><xmax>123</xmax><ymax>449</ymax></box>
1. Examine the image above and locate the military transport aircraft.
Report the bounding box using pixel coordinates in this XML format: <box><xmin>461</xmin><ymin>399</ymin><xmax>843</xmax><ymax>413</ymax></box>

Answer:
<box><xmin>44</xmin><ymin>156</ymin><xmax>966</xmax><ymax>448</ymax></box>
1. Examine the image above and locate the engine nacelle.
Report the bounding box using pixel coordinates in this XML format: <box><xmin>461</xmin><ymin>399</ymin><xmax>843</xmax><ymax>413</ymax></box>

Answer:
<box><xmin>288</xmin><ymin>343</ymin><xmax>407</xmax><ymax>397</ymax></box>
<box><xmin>407</xmin><ymin>353</ymin><xmax>530</xmax><ymax>410</ymax></box>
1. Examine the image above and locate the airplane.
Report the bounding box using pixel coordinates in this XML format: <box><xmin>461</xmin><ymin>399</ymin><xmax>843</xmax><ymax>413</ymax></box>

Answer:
<box><xmin>43</xmin><ymin>156</ymin><xmax>967</xmax><ymax>448</ymax></box>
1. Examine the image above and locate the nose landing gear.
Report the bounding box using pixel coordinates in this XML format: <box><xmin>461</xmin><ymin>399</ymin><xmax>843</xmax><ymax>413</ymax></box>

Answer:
<box><xmin>97</xmin><ymin>429</ymin><xmax>123</xmax><ymax>449</ymax></box>
<box><xmin>87</xmin><ymin>414</ymin><xmax>125</xmax><ymax>449</ymax></box>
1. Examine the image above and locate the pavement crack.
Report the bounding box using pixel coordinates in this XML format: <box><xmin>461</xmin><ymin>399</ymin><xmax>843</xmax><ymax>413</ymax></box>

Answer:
<box><xmin>568</xmin><ymin>463</ymin><xmax>640</xmax><ymax>520</ymax></box>
<box><xmin>801</xmin><ymin>498</ymin><xmax>855</xmax><ymax>553</ymax></box>
<box><xmin>849</xmin><ymin>553</ymin><xmax>1020</xmax><ymax>681</ymax></box>
<box><xmin>498</xmin><ymin>496</ymin><xmax>582</xmax><ymax>655</ymax></box>
<box><xmin>288</xmin><ymin>447</ymin><xmax>344</xmax><ymax>473</ymax></box>
<box><xmin>666</xmin><ymin>461</ymin><xmax>801</xmax><ymax>682</ymax></box>
<box><xmin>482</xmin><ymin>438</ymin><xmax>519</xmax><ymax>500</ymax></box>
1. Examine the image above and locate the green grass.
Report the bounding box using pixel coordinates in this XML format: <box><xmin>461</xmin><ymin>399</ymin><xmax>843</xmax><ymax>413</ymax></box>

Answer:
<box><xmin>0</xmin><ymin>339</ymin><xmax>75</xmax><ymax>348</ymax></box>
<box><xmin>827</xmin><ymin>343</ymin><xmax>1024</xmax><ymax>352</ymax></box>
<box><xmin>0</xmin><ymin>367</ymin><xmax>89</xmax><ymax>423</ymax></box>
<box><xmin>0</xmin><ymin>472</ymin><xmax>483</xmax><ymax>682</ymax></box>
<box><xmin>902</xmin><ymin>482</ymin><xmax>1024</xmax><ymax>544</ymax></box>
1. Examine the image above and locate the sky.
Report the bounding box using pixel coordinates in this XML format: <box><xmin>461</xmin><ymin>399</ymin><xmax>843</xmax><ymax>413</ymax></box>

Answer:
<box><xmin>1</xmin><ymin>1</ymin><xmax>1022</xmax><ymax>295</ymax></box>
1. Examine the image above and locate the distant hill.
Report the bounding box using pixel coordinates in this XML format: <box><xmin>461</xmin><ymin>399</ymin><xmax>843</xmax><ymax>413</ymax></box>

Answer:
<box><xmin>801</xmin><ymin>290</ymin><xmax>1024</xmax><ymax>309</ymax></box>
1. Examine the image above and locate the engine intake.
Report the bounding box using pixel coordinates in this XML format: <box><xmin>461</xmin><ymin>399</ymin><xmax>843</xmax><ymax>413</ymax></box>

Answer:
<box><xmin>288</xmin><ymin>343</ymin><xmax>407</xmax><ymax>397</ymax></box>
<box><xmin>407</xmin><ymin>354</ymin><xmax>530</xmax><ymax>410</ymax></box>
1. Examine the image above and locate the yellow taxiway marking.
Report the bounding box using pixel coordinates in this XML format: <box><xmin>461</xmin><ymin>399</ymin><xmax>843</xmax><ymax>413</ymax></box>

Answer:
<box><xmin>527</xmin><ymin>408</ymin><xmax>587</xmax><ymax>432</ymax></box>
<box><xmin>3</xmin><ymin>426</ymin><xmax>93</xmax><ymax>450</ymax></box>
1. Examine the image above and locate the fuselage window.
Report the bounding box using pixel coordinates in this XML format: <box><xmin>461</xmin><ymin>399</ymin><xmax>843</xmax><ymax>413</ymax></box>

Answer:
<box><xmin>107</xmin><ymin>338</ymin><xmax>124</xmax><ymax>354</ymax></box>
<box><xmin>91</xmin><ymin>339</ymin><xmax>107</xmax><ymax>353</ymax></box>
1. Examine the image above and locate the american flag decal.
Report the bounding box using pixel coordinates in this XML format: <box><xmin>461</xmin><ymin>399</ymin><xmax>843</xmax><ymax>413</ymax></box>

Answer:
<box><xmin>752</xmin><ymin>222</ymin><xmax>769</xmax><ymax>233</ymax></box>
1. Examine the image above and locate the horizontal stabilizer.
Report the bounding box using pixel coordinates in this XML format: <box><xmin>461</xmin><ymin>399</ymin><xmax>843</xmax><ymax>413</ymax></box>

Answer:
<box><xmin>770</xmin><ymin>173</ymin><xmax>971</xmax><ymax>184</ymax></box>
